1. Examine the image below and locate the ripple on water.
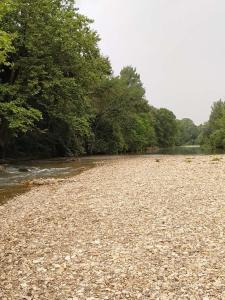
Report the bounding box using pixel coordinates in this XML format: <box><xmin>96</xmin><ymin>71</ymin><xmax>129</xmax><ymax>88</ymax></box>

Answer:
<box><xmin>0</xmin><ymin>159</ymin><xmax>97</xmax><ymax>204</ymax></box>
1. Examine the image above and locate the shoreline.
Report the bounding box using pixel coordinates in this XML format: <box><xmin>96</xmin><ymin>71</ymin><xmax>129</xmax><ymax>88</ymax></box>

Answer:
<box><xmin>1</xmin><ymin>155</ymin><xmax>225</xmax><ymax>299</ymax></box>
<box><xmin>0</xmin><ymin>162</ymin><xmax>97</xmax><ymax>206</ymax></box>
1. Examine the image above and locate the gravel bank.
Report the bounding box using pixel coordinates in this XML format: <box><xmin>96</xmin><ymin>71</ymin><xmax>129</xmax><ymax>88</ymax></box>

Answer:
<box><xmin>1</xmin><ymin>155</ymin><xmax>225</xmax><ymax>299</ymax></box>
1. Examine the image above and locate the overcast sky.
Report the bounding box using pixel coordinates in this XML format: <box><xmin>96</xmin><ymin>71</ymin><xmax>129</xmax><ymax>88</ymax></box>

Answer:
<box><xmin>77</xmin><ymin>0</ymin><xmax>225</xmax><ymax>124</ymax></box>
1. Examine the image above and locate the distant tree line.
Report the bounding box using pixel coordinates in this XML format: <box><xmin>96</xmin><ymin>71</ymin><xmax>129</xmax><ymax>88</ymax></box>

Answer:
<box><xmin>175</xmin><ymin>118</ymin><xmax>200</xmax><ymax>146</ymax></box>
<box><xmin>179</xmin><ymin>100</ymin><xmax>225</xmax><ymax>150</ymax></box>
<box><xmin>0</xmin><ymin>0</ymin><xmax>218</xmax><ymax>160</ymax></box>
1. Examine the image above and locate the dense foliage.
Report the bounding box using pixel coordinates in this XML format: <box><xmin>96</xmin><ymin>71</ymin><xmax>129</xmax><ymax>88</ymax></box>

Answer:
<box><xmin>200</xmin><ymin>100</ymin><xmax>225</xmax><ymax>149</ymax></box>
<box><xmin>0</xmin><ymin>0</ymin><xmax>15</xmax><ymax>65</ymax></box>
<box><xmin>0</xmin><ymin>0</ymin><xmax>110</xmax><ymax>158</ymax></box>
<box><xmin>0</xmin><ymin>0</ymin><xmax>197</xmax><ymax>159</ymax></box>
<box><xmin>154</xmin><ymin>108</ymin><xmax>177</xmax><ymax>147</ymax></box>
<box><xmin>175</xmin><ymin>118</ymin><xmax>199</xmax><ymax>146</ymax></box>
<box><xmin>88</xmin><ymin>67</ymin><xmax>158</xmax><ymax>154</ymax></box>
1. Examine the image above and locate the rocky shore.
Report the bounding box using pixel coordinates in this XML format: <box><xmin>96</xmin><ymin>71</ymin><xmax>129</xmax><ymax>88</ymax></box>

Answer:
<box><xmin>1</xmin><ymin>155</ymin><xmax>225</xmax><ymax>299</ymax></box>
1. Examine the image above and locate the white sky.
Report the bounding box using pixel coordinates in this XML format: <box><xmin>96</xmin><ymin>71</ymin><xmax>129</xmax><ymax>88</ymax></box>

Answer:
<box><xmin>77</xmin><ymin>0</ymin><xmax>225</xmax><ymax>124</ymax></box>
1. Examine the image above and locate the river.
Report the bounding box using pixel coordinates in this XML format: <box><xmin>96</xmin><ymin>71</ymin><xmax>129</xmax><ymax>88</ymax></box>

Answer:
<box><xmin>0</xmin><ymin>146</ymin><xmax>224</xmax><ymax>204</ymax></box>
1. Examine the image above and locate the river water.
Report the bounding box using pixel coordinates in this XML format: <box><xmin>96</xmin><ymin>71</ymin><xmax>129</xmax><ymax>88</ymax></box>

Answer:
<box><xmin>0</xmin><ymin>157</ymin><xmax>100</xmax><ymax>204</ymax></box>
<box><xmin>0</xmin><ymin>146</ymin><xmax>224</xmax><ymax>204</ymax></box>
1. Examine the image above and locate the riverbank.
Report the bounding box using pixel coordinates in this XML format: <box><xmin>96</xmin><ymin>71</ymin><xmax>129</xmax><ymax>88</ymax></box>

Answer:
<box><xmin>1</xmin><ymin>155</ymin><xmax>225</xmax><ymax>299</ymax></box>
<box><xmin>0</xmin><ymin>156</ymin><xmax>102</xmax><ymax>205</ymax></box>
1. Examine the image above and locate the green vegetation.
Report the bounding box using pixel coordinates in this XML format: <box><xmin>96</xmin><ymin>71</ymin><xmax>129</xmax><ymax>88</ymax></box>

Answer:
<box><xmin>154</xmin><ymin>108</ymin><xmax>177</xmax><ymax>147</ymax></box>
<box><xmin>0</xmin><ymin>0</ymin><xmax>15</xmax><ymax>65</ymax></box>
<box><xmin>0</xmin><ymin>0</ymin><xmax>206</xmax><ymax>159</ymax></box>
<box><xmin>88</xmin><ymin>67</ymin><xmax>158</xmax><ymax>154</ymax></box>
<box><xmin>200</xmin><ymin>100</ymin><xmax>225</xmax><ymax>150</ymax></box>
<box><xmin>0</xmin><ymin>0</ymin><xmax>179</xmax><ymax>159</ymax></box>
<box><xmin>175</xmin><ymin>118</ymin><xmax>199</xmax><ymax>146</ymax></box>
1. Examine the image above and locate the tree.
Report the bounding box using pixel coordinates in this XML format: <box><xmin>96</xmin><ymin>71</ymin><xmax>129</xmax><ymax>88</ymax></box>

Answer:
<box><xmin>0</xmin><ymin>0</ymin><xmax>15</xmax><ymax>65</ymax></box>
<box><xmin>0</xmin><ymin>0</ymin><xmax>188</xmax><ymax>159</ymax></box>
<box><xmin>89</xmin><ymin>67</ymin><xmax>156</xmax><ymax>154</ymax></box>
<box><xmin>123</xmin><ymin>113</ymin><xmax>156</xmax><ymax>152</ymax></box>
<box><xmin>154</xmin><ymin>108</ymin><xmax>177</xmax><ymax>147</ymax></box>
<box><xmin>0</xmin><ymin>0</ymin><xmax>41</xmax><ymax>157</ymax></box>
<box><xmin>0</xmin><ymin>0</ymin><xmax>110</xmax><ymax>158</ymax></box>
<box><xmin>175</xmin><ymin>118</ymin><xmax>199</xmax><ymax>146</ymax></box>
<box><xmin>201</xmin><ymin>100</ymin><xmax>225</xmax><ymax>149</ymax></box>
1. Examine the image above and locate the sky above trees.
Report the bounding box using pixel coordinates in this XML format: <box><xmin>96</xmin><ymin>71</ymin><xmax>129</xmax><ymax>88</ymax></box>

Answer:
<box><xmin>77</xmin><ymin>0</ymin><xmax>225</xmax><ymax>124</ymax></box>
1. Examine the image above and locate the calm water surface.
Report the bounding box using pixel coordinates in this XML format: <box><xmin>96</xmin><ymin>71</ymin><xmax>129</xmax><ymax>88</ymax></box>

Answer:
<box><xmin>1</xmin><ymin>146</ymin><xmax>224</xmax><ymax>204</ymax></box>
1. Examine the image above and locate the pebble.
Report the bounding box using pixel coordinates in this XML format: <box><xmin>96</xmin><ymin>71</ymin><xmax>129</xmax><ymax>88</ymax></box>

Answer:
<box><xmin>1</xmin><ymin>155</ymin><xmax>225</xmax><ymax>299</ymax></box>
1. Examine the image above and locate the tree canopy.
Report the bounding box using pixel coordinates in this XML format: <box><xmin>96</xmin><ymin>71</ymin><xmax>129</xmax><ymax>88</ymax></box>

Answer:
<box><xmin>200</xmin><ymin>100</ymin><xmax>225</xmax><ymax>149</ymax></box>
<box><xmin>0</xmin><ymin>0</ymin><xmax>15</xmax><ymax>65</ymax></box>
<box><xmin>0</xmin><ymin>0</ymin><xmax>198</xmax><ymax>159</ymax></box>
<box><xmin>154</xmin><ymin>108</ymin><xmax>177</xmax><ymax>147</ymax></box>
<box><xmin>175</xmin><ymin>118</ymin><xmax>199</xmax><ymax>146</ymax></box>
